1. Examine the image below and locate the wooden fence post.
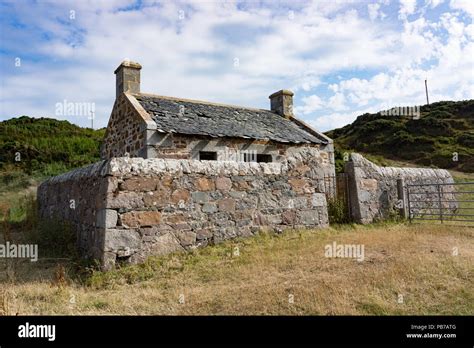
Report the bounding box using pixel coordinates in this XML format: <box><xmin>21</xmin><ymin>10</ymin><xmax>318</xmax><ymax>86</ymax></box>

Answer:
<box><xmin>397</xmin><ymin>179</ymin><xmax>408</xmax><ymax>219</ymax></box>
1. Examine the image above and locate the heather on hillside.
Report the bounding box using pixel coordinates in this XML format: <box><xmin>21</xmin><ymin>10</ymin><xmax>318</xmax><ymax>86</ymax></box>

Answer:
<box><xmin>326</xmin><ymin>100</ymin><xmax>474</xmax><ymax>173</ymax></box>
<box><xmin>0</xmin><ymin>116</ymin><xmax>104</xmax><ymax>178</ymax></box>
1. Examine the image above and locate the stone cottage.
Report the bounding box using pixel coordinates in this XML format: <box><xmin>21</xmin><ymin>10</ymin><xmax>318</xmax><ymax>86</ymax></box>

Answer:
<box><xmin>101</xmin><ymin>60</ymin><xmax>334</xmax><ymax>166</ymax></box>
<box><xmin>38</xmin><ymin>60</ymin><xmax>336</xmax><ymax>269</ymax></box>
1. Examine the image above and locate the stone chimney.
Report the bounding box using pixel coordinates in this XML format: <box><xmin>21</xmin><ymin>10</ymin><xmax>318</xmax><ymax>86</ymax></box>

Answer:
<box><xmin>269</xmin><ymin>89</ymin><xmax>294</xmax><ymax>118</ymax></box>
<box><xmin>114</xmin><ymin>59</ymin><xmax>142</xmax><ymax>98</ymax></box>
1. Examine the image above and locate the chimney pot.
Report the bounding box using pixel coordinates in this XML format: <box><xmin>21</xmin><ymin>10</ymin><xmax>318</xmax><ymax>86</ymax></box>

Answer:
<box><xmin>269</xmin><ymin>89</ymin><xmax>294</xmax><ymax>118</ymax></box>
<box><xmin>114</xmin><ymin>60</ymin><xmax>142</xmax><ymax>99</ymax></box>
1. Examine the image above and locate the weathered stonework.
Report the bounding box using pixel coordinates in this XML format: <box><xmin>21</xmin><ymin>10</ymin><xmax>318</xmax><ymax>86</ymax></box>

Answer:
<box><xmin>269</xmin><ymin>89</ymin><xmax>294</xmax><ymax>118</ymax></box>
<box><xmin>101</xmin><ymin>61</ymin><xmax>335</xmax><ymax>167</ymax></box>
<box><xmin>147</xmin><ymin>133</ymin><xmax>335</xmax><ymax>173</ymax></box>
<box><xmin>114</xmin><ymin>60</ymin><xmax>142</xmax><ymax>98</ymax></box>
<box><xmin>100</xmin><ymin>93</ymin><xmax>156</xmax><ymax>159</ymax></box>
<box><xmin>38</xmin><ymin>147</ymin><xmax>331</xmax><ymax>270</ymax></box>
<box><xmin>345</xmin><ymin>153</ymin><xmax>457</xmax><ymax>224</ymax></box>
<box><xmin>40</xmin><ymin>60</ymin><xmax>338</xmax><ymax>270</ymax></box>
<box><xmin>101</xmin><ymin>95</ymin><xmax>142</xmax><ymax>158</ymax></box>
<box><xmin>36</xmin><ymin>161</ymin><xmax>111</xmax><ymax>260</ymax></box>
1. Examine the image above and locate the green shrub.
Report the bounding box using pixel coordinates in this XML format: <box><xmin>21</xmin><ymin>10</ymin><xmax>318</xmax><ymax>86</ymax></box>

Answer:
<box><xmin>327</xmin><ymin>197</ymin><xmax>350</xmax><ymax>224</ymax></box>
<box><xmin>8</xmin><ymin>195</ymin><xmax>79</xmax><ymax>259</ymax></box>
<box><xmin>458</xmin><ymin>132</ymin><xmax>474</xmax><ymax>148</ymax></box>
<box><xmin>0</xmin><ymin>116</ymin><xmax>104</xmax><ymax>177</ymax></box>
<box><xmin>0</xmin><ymin>169</ymin><xmax>31</xmax><ymax>192</ymax></box>
<box><xmin>334</xmin><ymin>148</ymin><xmax>351</xmax><ymax>174</ymax></box>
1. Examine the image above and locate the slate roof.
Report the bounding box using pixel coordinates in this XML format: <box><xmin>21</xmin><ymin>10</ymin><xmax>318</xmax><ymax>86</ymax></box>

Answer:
<box><xmin>134</xmin><ymin>94</ymin><xmax>327</xmax><ymax>144</ymax></box>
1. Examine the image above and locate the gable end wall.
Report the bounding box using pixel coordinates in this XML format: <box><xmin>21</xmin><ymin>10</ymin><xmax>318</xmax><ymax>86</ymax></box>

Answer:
<box><xmin>101</xmin><ymin>93</ymin><xmax>155</xmax><ymax>159</ymax></box>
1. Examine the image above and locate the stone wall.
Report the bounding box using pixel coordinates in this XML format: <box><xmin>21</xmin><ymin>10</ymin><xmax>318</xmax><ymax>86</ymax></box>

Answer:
<box><xmin>38</xmin><ymin>147</ymin><xmax>331</xmax><ymax>269</ymax></box>
<box><xmin>147</xmin><ymin>133</ymin><xmax>335</xmax><ymax>172</ymax></box>
<box><xmin>345</xmin><ymin>153</ymin><xmax>456</xmax><ymax>223</ymax></box>
<box><xmin>101</xmin><ymin>93</ymin><xmax>156</xmax><ymax>159</ymax></box>
<box><xmin>37</xmin><ymin>161</ymin><xmax>111</xmax><ymax>260</ymax></box>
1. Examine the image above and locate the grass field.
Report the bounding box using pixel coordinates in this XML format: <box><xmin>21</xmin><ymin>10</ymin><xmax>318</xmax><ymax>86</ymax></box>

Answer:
<box><xmin>1</xmin><ymin>161</ymin><xmax>472</xmax><ymax>315</ymax></box>
<box><xmin>0</xmin><ymin>222</ymin><xmax>472</xmax><ymax>315</ymax></box>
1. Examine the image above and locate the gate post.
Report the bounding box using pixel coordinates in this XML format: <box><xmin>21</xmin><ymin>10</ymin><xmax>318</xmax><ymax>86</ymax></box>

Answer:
<box><xmin>397</xmin><ymin>179</ymin><xmax>408</xmax><ymax>219</ymax></box>
<box><xmin>437</xmin><ymin>184</ymin><xmax>443</xmax><ymax>223</ymax></box>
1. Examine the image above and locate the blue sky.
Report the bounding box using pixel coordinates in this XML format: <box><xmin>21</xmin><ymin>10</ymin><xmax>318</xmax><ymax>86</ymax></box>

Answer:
<box><xmin>0</xmin><ymin>0</ymin><xmax>473</xmax><ymax>132</ymax></box>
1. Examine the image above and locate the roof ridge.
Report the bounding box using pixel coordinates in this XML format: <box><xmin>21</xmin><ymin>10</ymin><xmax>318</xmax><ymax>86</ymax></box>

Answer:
<box><xmin>134</xmin><ymin>92</ymin><xmax>328</xmax><ymax>145</ymax></box>
<box><xmin>134</xmin><ymin>92</ymin><xmax>273</xmax><ymax>113</ymax></box>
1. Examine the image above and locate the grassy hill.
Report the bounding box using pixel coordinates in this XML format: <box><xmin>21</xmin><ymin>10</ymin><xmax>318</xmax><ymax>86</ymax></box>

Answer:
<box><xmin>325</xmin><ymin>100</ymin><xmax>474</xmax><ymax>173</ymax></box>
<box><xmin>0</xmin><ymin>116</ymin><xmax>104</xmax><ymax>177</ymax></box>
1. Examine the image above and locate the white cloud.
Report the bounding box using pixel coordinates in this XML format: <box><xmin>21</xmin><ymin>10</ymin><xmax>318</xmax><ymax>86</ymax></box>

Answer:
<box><xmin>426</xmin><ymin>0</ymin><xmax>444</xmax><ymax>8</ymax></box>
<box><xmin>0</xmin><ymin>0</ymin><xmax>472</xmax><ymax>132</ymax></box>
<box><xmin>328</xmin><ymin>92</ymin><xmax>347</xmax><ymax>111</ymax></box>
<box><xmin>2</xmin><ymin>1</ymin><xmax>411</xmax><ymax>127</ymax></box>
<box><xmin>368</xmin><ymin>3</ymin><xmax>381</xmax><ymax>21</ymax></box>
<box><xmin>295</xmin><ymin>95</ymin><xmax>324</xmax><ymax>115</ymax></box>
<box><xmin>309</xmin><ymin>110</ymin><xmax>367</xmax><ymax>131</ymax></box>
<box><xmin>297</xmin><ymin>76</ymin><xmax>322</xmax><ymax>92</ymax></box>
<box><xmin>319</xmin><ymin>7</ymin><xmax>473</xmax><ymax>125</ymax></box>
<box><xmin>399</xmin><ymin>0</ymin><xmax>417</xmax><ymax>20</ymax></box>
<box><xmin>308</xmin><ymin>99</ymin><xmax>396</xmax><ymax>131</ymax></box>
<box><xmin>450</xmin><ymin>0</ymin><xmax>474</xmax><ymax>17</ymax></box>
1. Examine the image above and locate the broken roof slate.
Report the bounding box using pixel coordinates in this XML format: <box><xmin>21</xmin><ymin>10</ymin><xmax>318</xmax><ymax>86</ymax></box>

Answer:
<box><xmin>135</xmin><ymin>94</ymin><xmax>327</xmax><ymax>144</ymax></box>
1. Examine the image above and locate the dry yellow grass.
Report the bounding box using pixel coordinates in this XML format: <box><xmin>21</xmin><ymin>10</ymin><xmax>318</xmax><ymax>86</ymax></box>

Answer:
<box><xmin>0</xmin><ymin>223</ymin><xmax>473</xmax><ymax>315</ymax></box>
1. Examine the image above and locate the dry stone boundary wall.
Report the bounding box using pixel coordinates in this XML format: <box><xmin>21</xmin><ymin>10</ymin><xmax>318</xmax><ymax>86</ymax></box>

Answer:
<box><xmin>345</xmin><ymin>153</ymin><xmax>456</xmax><ymax>224</ymax></box>
<box><xmin>38</xmin><ymin>148</ymin><xmax>331</xmax><ymax>269</ymax></box>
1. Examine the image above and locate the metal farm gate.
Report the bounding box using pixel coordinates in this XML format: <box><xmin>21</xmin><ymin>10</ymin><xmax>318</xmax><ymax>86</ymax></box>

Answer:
<box><xmin>406</xmin><ymin>181</ymin><xmax>474</xmax><ymax>226</ymax></box>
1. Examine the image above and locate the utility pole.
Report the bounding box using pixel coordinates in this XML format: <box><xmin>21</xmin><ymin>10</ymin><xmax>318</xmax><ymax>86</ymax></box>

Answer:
<box><xmin>425</xmin><ymin>79</ymin><xmax>429</xmax><ymax>105</ymax></box>
<box><xmin>90</xmin><ymin>110</ymin><xmax>94</xmax><ymax>129</ymax></box>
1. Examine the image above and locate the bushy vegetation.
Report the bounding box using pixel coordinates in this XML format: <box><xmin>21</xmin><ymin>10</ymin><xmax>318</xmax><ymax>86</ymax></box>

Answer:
<box><xmin>326</xmin><ymin>100</ymin><xmax>474</xmax><ymax>173</ymax></box>
<box><xmin>327</xmin><ymin>197</ymin><xmax>350</xmax><ymax>224</ymax></box>
<box><xmin>0</xmin><ymin>117</ymin><xmax>103</xmax><ymax>278</ymax></box>
<box><xmin>0</xmin><ymin>116</ymin><xmax>105</xmax><ymax>178</ymax></box>
<box><xmin>0</xmin><ymin>193</ymin><xmax>77</xmax><ymax>260</ymax></box>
